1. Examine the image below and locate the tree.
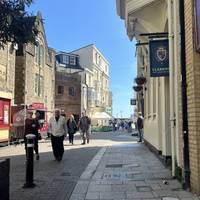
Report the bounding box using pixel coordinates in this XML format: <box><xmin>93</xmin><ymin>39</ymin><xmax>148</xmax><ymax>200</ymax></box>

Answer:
<box><xmin>0</xmin><ymin>0</ymin><xmax>38</xmax><ymax>48</ymax></box>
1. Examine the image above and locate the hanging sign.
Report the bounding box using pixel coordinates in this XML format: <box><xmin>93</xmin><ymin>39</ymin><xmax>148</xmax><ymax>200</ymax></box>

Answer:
<box><xmin>149</xmin><ymin>39</ymin><xmax>169</xmax><ymax>77</ymax></box>
<box><xmin>130</xmin><ymin>99</ymin><xmax>136</xmax><ymax>105</ymax></box>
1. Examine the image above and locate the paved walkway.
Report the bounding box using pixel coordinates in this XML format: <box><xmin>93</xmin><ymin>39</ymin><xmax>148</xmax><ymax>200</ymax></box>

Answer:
<box><xmin>70</xmin><ymin>142</ymin><xmax>199</xmax><ymax>200</ymax></box>
<box><xmin>0</xmin><ymin>131</ymin><xmax>199</xmax><ymax>200</ymax></box>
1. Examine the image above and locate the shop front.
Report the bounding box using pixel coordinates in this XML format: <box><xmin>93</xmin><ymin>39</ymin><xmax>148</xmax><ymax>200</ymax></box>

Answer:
<box><xmin>28</xmin><ymin>103</ymin><xmax>49</xmax><ymax>135</ymax></box>
<box><xmin>0</xmin><ymin>98</ymin><xmax>11</xmax><ymax>142</ymax></box>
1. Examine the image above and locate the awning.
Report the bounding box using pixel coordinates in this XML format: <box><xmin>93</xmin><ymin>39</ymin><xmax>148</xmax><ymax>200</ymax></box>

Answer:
<box><xmin>92</xmin><ymin>112</ymin><xmax>112</xmax><ymax>119</ymax></box>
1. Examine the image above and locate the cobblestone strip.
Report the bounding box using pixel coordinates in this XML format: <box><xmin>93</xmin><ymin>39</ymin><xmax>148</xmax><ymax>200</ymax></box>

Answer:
<box><xmin>69</xmin><ymin>147</ymin><xmax>107</xmax><ymax>200</ymax></box>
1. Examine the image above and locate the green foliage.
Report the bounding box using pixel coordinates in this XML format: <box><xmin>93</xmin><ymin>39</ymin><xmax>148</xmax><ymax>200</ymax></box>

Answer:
<box><xmin>0</xmin><ymin>0</ymin><xmax>38</xmax><ymax>48</ymax></box>
<box><xmin>92</xmin><ymin>126</ymin><xmax>112</xmax><ymax>132</ymax></box>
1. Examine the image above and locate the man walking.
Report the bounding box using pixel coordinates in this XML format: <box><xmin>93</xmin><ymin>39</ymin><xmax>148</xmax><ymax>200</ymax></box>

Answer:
<box><xmin>48</xmin><ymin>109</ymin><xmax>67</xmax><ymax>161</ymax></box>
<box><xmin>137</xmin><ymin>112</ymin><xmax>144</xmax><ymax>142</ymax></box>
<box><xmin>79</xmin><ymin>112</ymin><xmax>91</xmax><ymax>145</ymax></box>
<box><xmin>24</xmin><ymin>110</ymin><xmax>40</xmax><ymax>160</ymax></box>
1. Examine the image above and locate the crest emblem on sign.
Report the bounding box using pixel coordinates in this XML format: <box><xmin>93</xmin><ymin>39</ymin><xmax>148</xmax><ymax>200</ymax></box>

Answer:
<box><xmin>156</xmin><ymin>46</ymin><xmax>167</xmax><ymax>62</ymax></box>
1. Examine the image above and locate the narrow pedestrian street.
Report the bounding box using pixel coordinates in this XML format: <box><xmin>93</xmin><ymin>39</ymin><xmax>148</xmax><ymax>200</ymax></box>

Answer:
<box><xmin>0</xmin><ymin>131</ymin><xmax>198</xmax><ymax>200</ymax></box>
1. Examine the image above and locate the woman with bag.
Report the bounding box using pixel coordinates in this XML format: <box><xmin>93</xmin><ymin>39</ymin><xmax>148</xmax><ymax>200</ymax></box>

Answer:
<box><xmin>67</xmin><ymin>114</ymin><xmax>77</xmax><ymax>145</ymax></box>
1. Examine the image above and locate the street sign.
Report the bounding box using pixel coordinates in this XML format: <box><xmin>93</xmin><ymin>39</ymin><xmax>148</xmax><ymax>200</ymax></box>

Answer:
<box><xmin>130</xmin><ymin>99</ymin><xmax>136</xmax><ymax>105</ymax></box>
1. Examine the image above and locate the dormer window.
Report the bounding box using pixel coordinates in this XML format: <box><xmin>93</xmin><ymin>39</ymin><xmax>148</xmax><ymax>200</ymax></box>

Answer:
<box><xmin>70</xmin><ymin>56</ymin><xmax>76</xmax><ymax>65</ymax></box>
<box><xmin>62</xmin><ymin>55</ymin><xmax>69</xmax><ymax>64</ymax></box>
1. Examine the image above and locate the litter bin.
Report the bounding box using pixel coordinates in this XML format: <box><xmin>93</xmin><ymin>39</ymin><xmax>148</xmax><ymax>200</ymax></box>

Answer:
<box><xmin>0</xmin><ymin>159</ymin><xmax>10</xmax><ymax>200</ymax></box>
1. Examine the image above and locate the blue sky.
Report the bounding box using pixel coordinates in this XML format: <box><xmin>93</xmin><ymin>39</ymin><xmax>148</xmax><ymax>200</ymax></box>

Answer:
<box><xmin>29</xmin><ymin>0</ymin><xmax>137</xmax><ymax>118</ymax></box>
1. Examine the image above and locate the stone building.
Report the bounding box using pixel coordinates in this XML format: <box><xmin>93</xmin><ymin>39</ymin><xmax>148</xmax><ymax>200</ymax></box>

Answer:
<box><xmin>15</xmin><ymin>12</ymin><xmax>55</xmax><ymax>126</ymax></box>
<box><xmin>0</xmin><ymin>44</ymin><xmax>16</xmax><ymax>142</ymax></box>
<box><xmin>72</xmin><ymin>44</ymin><xmax>112</xmax><ymax>123</ymax></box>
<box><xmin>55</xmin><ymin>52</ymin><xmax>83</xmax><ymax>122</ymax></box>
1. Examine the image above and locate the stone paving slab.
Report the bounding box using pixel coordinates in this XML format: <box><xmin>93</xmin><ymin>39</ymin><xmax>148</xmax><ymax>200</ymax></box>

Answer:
<box><xmin>70</xmin><ymin>142</ymin><xmax>200</xmax><ymax>200</ymax></box>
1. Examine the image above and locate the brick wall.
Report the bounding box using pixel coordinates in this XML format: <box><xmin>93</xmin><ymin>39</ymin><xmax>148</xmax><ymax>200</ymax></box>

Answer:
<box><xmin>0</xmin><ymin>44</ymin><xmax>15</xmax><ymax>102</ymax></box>
<box><xmin>55</xmin><ymin>72</ymin><xmax>81</xmax><ymax>118</ymax></box>
<box><xmin>184</xmin><ymin>0</ymin><xmax>200</xmax><ymax>193</ymax></box>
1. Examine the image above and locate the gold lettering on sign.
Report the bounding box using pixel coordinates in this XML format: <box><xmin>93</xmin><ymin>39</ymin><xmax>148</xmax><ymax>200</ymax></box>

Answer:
<box><xmin>0</xmin><ymin>64</ymin><xmax>6</xmax><ymax>81</ymax></box>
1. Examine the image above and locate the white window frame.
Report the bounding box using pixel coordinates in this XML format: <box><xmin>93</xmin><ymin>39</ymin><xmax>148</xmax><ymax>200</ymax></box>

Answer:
<box><xmin>70</xmin><ymin>56</ymin><xmax>76</xmax><ymax>65</ymax></box>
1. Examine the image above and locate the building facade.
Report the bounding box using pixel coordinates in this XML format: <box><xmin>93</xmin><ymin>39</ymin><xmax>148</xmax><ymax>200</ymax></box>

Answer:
<box><xmin>15</xmin><ymin>12</ymin><xmax>55</xmax><ymax>126</ymax></box>
<box><xmin>55</xmin><ymin>52</ymin><xmax>83</xmax><ymax>122</ymax></box>
<box><xmin>0</xmin><ymin>44</ymin><xmax>16</xmax><ymax>142</ymax></box>
<box><xmin>117</xmin><ymin>0</ymin><xmax>200</xmax><ymax>194</ymax></box>
<box><xmin>184</xmin><ymin>0</ymin><xmax>200</xmax><ymax>193</ymax></box>
<box><xmin>116</xmin><ymin>0</ymin><xmax>191</xmax><ymax>191</ymax></box>
<box><xmin>72</xmin><ymin>44</ymin><xmax>112</xmax><ymax>122</ymax></box>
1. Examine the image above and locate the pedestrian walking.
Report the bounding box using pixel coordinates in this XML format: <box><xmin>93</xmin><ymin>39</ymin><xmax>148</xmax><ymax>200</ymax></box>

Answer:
<box><xmin>137</xmin><ymin>112</ymin><xmax>144</xmax><ymax>142</ymax></box>
<box><xmin>67</xmin><ymin>114</ymin><xmax>77</xmax><ymax>145</ymax></box>
<box><xmin>48</xmin><ymin>109</ymin><xmax>67</xmax><ymax>161</ymax></box>
<box><xmin>24</xmin><ymin>110</ymin><xmax>40</xmax><ymax>160</ymax></box>
<box><xmin>78</xmin><ymin>112</ymin><xmax>91</xmax><ymax>145</ymax></box>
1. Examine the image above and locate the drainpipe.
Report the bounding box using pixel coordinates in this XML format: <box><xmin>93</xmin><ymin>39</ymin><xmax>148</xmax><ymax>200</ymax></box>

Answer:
<box><xmin>179</xmin><ymin>0</ymin><xmax>190</xmax><ymax>190</ymax></box>
<box><xmin>168</xmin><ymin>0</ymin><xmax>176</xmax><ymax>177</ymax></box>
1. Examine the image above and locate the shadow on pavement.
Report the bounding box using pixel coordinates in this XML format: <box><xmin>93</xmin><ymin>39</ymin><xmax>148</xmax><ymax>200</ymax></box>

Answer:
<box><xmin>0</xmin><ymin>145</ymin><xmax>100</xmax><ymax>200</ymax></box>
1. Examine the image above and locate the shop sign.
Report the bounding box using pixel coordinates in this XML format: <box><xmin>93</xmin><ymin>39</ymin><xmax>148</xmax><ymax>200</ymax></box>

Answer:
<box><xmin>195</xmin><ymin>0</ymin><xmax>200</xmax><ymax>52</ymax></box>
<box><xmin>149</xmin><ymin>40</ymin><xmax>169</xmax><ymax>77</ymax></box>
<box><xmin>29</xmin><ymin>103</ymin><xmax>45</xmax><ymax>110</ymax></box>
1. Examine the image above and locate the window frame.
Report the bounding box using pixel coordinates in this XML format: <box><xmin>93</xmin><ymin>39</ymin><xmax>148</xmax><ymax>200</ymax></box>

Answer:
<box><xmin>69</xmin><ymin>56</ymin><xmax>76</xmax><ymax>65</ymax></box>
<box><xmin>68</xmin><ymin>87</ymin><xmax>76</xmax><ymax>96</ymax></box>
<box><xmin>57</xmin><ymin>85</ymin><xmax>64</xmax><ymax>95</ymax></box>
<box><xmin>62</xmin><ymin>55</ymin><xmax>69</xmax><ymax>64</ymax></box>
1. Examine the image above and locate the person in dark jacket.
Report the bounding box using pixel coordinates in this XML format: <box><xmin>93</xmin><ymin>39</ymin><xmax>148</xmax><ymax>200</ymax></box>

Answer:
<box><xmin>136</xmin><ymin>112</ymin><xmax>144</xmax><ymax>143</ymax></box>
<box><xmin>78</xmin><ymin>112</ymin><xmax>91</xmax><ymax>145</ymax></box>
<box><xmin>67</xmin><ymin>114</ymin><xmax>77</xmax><ymax>145</ymax></box>
<box><xmin>24</xmin><ymin>110</ymin><xmax>40</xmax><ymax>160</ymax></box>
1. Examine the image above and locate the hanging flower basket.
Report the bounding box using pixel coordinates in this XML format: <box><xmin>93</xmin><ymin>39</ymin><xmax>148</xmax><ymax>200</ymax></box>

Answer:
<box><xmin>135</xmin><ymin>77</ymin><xmax>146</xmax><ymax>85</ymax></box>
<box><xmin>133</xmin><ymin>85</ymin><xmax>143</xmax><ymax>92</ymax></box>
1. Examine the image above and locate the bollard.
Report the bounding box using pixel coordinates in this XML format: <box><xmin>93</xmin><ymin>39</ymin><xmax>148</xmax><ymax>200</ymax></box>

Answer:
<box><xmin>0</xmin><ymin>159</ymin><xmax>10</xmax><ymax>200</ymax></box>
<box><xmin>23</xmin><ymin>134</ymin><xmax>36</xmax><ymax>188</ymax></box>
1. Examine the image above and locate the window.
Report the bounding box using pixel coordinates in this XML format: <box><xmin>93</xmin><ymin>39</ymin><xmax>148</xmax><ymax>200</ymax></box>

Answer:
<box><xmin>35</xmin><ymin>44</ymin><xmax>44</xmax><ymax>67</ymax></box>
<box><xmin>70</xmin><ymin>56</ymin><xmax>76</xmax><ymax>65</ymax></box>
<box><xmin>40</xmin><ymin>46</ymin><xmax>44</xmax><ymax>67</ymax></box>
<box><xmin>35</xmin><ymin>74</ymin><xmax>39</xmax><ymax>95</ymax></box>
<box><xmin>95</xmin><ymin>53</ymin><xmax>98</xmax><ymax>64</ymax></box>
<box><xmin>89</xmin><ymin>76</ymin><xmax>91</xmax><ymax>86</ymax></box>
<box><xmin>57</xmin><ymin>85</ymin><xmax>64</xmax><ymax>95</ymax></box>
<box><xmin>99</xmin><ymin>57</ymin><xmax>102</xmax><ymax>66</ymax></box>
<box><xmin>35</xmin><ymin>45</ymin><xmax>39</xmax><ymax>64</ymax></box>
<box><xmin>69</xmin><ymin>87</ymin><xmax>76</xmax><ymax>96</ymax></box>
<box><xmin>105</xmin><ymin>65</ymin><xmax>108</xmax><ymax>72</ymax></box>
<box><xmin>39</xmin><ymin>76</ymin><xmax>44</xmax><ymax>97</ymax></box>
<box><xmin>62</xmin><ymin>55</ymin><xmax>69</xmax><ymax>64</ymax></box>
<box><xmin>35</xmin><ymin>74</ymin><xmax>44</xmax><ymax>97</ymax></box>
